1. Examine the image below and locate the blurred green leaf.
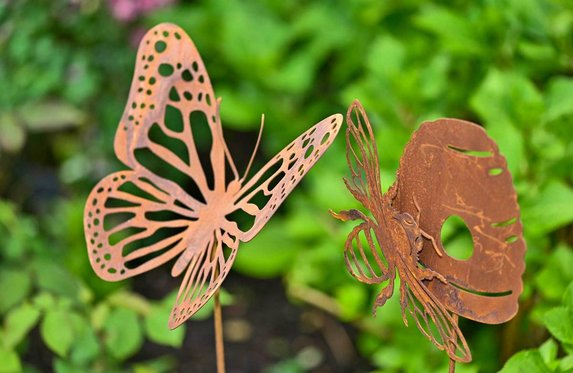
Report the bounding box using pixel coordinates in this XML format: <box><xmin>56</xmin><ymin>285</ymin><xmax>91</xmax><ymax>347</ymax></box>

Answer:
<box><xmin>103</xmin><ymin>307</ymin><xmax>143</xmax><ymax>360</ymax></box>
<box><xmin>499</xmin><ymin>350</ymin><xmax>549</xmax><ymax>373</ymax></box>
<box><xmin>522</xmin><ymin>182</ymin><xmax>573</xmax><ymax>237</ymax></box>
<box><xmin>0</xmin><ymin>269</ymin><xmax>32</xmax><ymax>313</ymax></box>
<box><xmin>414</xmin><ymin>6</ymin><xmax>483</xmax><ymax>55</ymax></box>
<box><xmin>0</xmin><ymin>347</ymin><xmax>21</xmax><ymax>373</ymax></box>
<box><xmin>545</xmin><ymin>77</ymin><xmax>573</xmax><ymax>122</ymax></box>
<box><xmin>32</xmin><ymin>259</ymin><xmax>81</xmax><ymax>300</ymax></box>
<box><xmin>234</xmin><ymin>221</ymin><xmax>298</xmax><ymax>279</ymax></box>
<box><xmin>2</xmin><ymin>303</ymin><xmax>40</xmax><ymax>349</ymax></box>
<box><xmin>538</xmin><ymin>339</ymin><xmax>558</xmax><ymax>369</ymax></box>
<box><xmin>544</xmin><ymin>307</ymin><xmax>573</xmax><ymax>344</ymax></box>
<box><xmin>17</xmin><ymin>101</ymin><xmax>85</xmax><ymax>131</ymax></box>
<box><xmin>0</xmin><ymin>112</ymin><xmax>25</xmax><ymax>153</ymax></box>
<box><xmin>41</xmin><ymin>308</ymin><xmax>74</xmax><ymax>357</ymax></box>
<box><xmin>335</xmin><ymin>283</ymin><xmax>368</xmax><ymax>321</ymax></box>
<box><xmin>144</xmin><ymin>304</ymin><xmax>185</xmax><ymax>348</ymax></box>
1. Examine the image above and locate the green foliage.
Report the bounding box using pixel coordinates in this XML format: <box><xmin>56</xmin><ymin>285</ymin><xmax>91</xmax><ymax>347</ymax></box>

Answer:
<box><xmin>1</xmin><ymin>0</ymin><xmax>573</xmax><ymax>371</ymax></box>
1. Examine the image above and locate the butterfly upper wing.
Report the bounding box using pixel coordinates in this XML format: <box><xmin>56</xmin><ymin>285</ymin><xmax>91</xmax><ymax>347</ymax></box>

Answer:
<box><xmin>114</xmin><ymin>23</ymin><xmax>235</xmax><ymax>201</ymax></box>
<box><xmin>85</xmin><ymin>24</ymin><xmax>240</xmax><ymax>281</ymax></box>
<box><xmin>393</xmin><ymin>119</ymin><xmax>525</xmax><ymax>324</ymax></box>
<box><xmin>168</xmin><ymin>227</ymin><xmax>239</xmax><ymax>329</ymax></box>
<box><xmin>231</xmin><ymin>113</ymin><xmax>343</xmax><ymax>242</ymax></box>
<box><xmin>343</xmin><ymin>100</ymin><xmax>384</xmax><ymax>213</ymax></box>
<box><xmin>399</xmin><ymin>267</ymin><xmax>471</xmax><ymax>362</ymax></box>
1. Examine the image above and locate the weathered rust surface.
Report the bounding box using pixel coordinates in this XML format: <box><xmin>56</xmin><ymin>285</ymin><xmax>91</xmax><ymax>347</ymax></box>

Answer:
<box><xmin>331</xmin><ymin>100</ymin><xmax>525</xmax><ymax>363</ymax></box>
<box><xmin>84</xmin><ymin>23</ymin><xmax>342</xmax><ymax>329</ymax></box>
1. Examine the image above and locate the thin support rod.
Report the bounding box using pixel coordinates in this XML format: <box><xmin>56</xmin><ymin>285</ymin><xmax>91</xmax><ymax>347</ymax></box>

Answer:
<box><xmin>449</xmin><ymin>313</ymin><xmax>458</xmax><ymax>373</ymax></box>
<box><xmin>214</xmin><ymin>290</ymin><xmax>226</xmax><ymax>373</ymax></box>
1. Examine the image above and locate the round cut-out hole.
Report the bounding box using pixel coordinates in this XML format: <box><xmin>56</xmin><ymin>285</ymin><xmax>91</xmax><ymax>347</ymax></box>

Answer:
<box><xmin>440</xmin><ymin>215</ymin><xmax>473</xmax><ymax>260</ymax></box>
<box><xmin>155</xmin><ymin>41</ymin><xmax>167</xmax><ymax>53</ymax></box>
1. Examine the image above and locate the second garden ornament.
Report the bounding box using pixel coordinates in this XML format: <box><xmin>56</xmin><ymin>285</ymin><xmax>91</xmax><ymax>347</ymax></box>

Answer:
<box><xmin>331</xmin><ymin>101</ymin><xmax>525</xmax><ymax>368</ymax></box>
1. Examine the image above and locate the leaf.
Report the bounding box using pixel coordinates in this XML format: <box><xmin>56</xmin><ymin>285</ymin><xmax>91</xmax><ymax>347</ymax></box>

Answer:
<box><xmin>32</xmin><ymin>259</ymin><xmax>81</xmax><ymax>300</ymax></box>
<box><xmin>103</xmin><ymin>307</ymin><xmax>143</xmax><ymax>360</ymax></box>
<box><xmin>538</xmin><ymin>338</ymin><xmax>558</xmax><ymax>368</ymax></box>
<box><xmin>335</xmin><ymin>284</ymin><xmax>368</xmax><ymax>321</ymax></box>
<box><xmin>0</xmin><ymin>347</ymin><xmax>21</xmax><ymax>373</ymax></box>
<box><xmin>544</xmin><ymin>307</ymin><xmax>573</xmax><ymax>344</ymax></box>
<box><xmin>144</xmin><ymin>304</ymin><xmax>185</xmax><ymax>347</ymax></box>
<box><xmin>0</xmin><ymin>268</ymin><xmax>32</xmax><ymax>313</ymax></box>
<box><xmin>69</xmin><ymin>313</ymin><xmax>101</xmax><ymax>366</ymax></box>
<box><xmin>233</xmin><ymin>221</ymin><xmax>298</xmax><ymax>278</ymax></box>
<box><xmin>0</xmin><ymin>112</ymin><xmax>26</xmax><ymax>153</ymax></box>
<box><xmin>107</xmin><ymin>291</ymin><xmax>151</xmax><ymax>315</ymax></box>
<box><xmin>471</xmin><ymin>68</ymin><xmax>544</xmax><ymax>129</ymax></box>
<box><xmin>522</xmin><ymin>182</ymin><xmax>573</xmax><ymax>237</ymax></box>
<box><xmin>545</xmin><ymin>77</ymin><xmax>573</xmax><ymax>122</ymax></box>
<box><xmin>414</xmin><ymin>6</ymin><xmax>483</xmax><ymax>55</ymax></box>
<box><xmin>499</xmin><ymin>350</ymin><xmax>549</xmax><ymax>373</ymax></box>
<box><xmin>564</xmin><ymin>282</ymin><xmax>573</xmax><ymax>308</ymax></box>
<box><xmin>534</xmin><ymin>246</ymin><xmax>573</xmax><ymax>302</ymax></box>
<box><xmin>41</xmin><ymin>309</ymin><xmax>75</xmax><ymax>357</ymax></box>
<box><xmin>17</xmin><ymin>101</ymin><xmax>85</xmax><ymax>131</ymax></box>
<box><xmin>2</xmin><ymin>303</ymin><xmax>40</xmax><ymax>349</ymax></box>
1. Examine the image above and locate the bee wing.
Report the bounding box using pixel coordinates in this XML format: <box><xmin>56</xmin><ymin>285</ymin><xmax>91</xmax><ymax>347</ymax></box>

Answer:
<box><xmin>343</xmin><ymin>218</ymin><xmax>391</xmax><ymax>285</ymax></box>
<box><xmin>399</xmin><ymin>269</ymin><xmax>472</xmax><ymax>363</ymax></box>
<box><xmin>343</xmin><ymin>100</ymin><xmax>384</xmax><ymax>212</ymax></box>
<box><xmin>168</xmin><ymin>228</ymin><xmax>239</xmax><ymax>329</ymax></box>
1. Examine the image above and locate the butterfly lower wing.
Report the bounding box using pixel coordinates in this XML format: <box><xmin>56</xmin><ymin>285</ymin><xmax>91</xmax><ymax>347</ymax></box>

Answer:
<box><xmin>114</xmin><ymin>23</ymin><xmax>236</xmax><ymax>201</ymax></box>
<box><xmin>399</xmin><ymin>268</ymin><xmax>471</xmax><ymax>362</ymax></box>
<box><xmin>168</xmin><ymin>228</ymin><xmax>239</xmax><ymax>329</ymax></box>
<box><xmin>344</xmin><ymin>100</ymin><xmax>384</xmax><ymax>212</ymax></box>
<box><xmin>232</xmin><ymin>114</ymin><xmax>342</xmax><ymax>242</ymax></box>
<box><xmin>85</xmin><ymin>171</ymin><xmax>198</xmax><ymax>280</ymax></box>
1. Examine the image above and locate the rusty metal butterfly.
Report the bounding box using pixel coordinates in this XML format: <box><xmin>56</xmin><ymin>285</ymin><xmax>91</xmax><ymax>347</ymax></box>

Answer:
<box><xmin>331</xmin><ymin>100</ymin><xmax>525</xmax><ymax>363</ymax></box>
<box><xmin>83</xmin><ymin>23</ymin><xmax>342</xmax><ymax>329</ymax></box>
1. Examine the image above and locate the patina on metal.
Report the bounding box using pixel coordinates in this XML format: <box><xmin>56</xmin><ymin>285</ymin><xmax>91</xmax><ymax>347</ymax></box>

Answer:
<box><xmin>331</xmin><ymin>100</ymin><xmax>525</xmax><ymax>364</ymax></box>
<box><xmin>83</xmin><ymin>22</ymin><xmax>342</xmax><ymax>330</ymax></box>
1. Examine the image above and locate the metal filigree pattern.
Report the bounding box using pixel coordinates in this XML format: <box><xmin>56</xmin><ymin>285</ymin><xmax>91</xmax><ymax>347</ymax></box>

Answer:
<box><xmin>331</xmin><ymin>100</ymin><xmax>525</xmax><ymax>363</ymax></box>
<box><xmin>84</xmin><ymin>23</ymin><xmax>342</xmax><ymax>329</ymax></box>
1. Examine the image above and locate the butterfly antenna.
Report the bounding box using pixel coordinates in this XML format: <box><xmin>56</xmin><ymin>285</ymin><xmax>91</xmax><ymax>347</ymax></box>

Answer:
<box><xmin>215</xmin><ymin>97</ymin><xmax>240</xmax><ymax>180</ymax></box>
<box><xmin>242</xmin><ymin>114</ymin><xmax>265</xmax><ymax>181</ymax></box>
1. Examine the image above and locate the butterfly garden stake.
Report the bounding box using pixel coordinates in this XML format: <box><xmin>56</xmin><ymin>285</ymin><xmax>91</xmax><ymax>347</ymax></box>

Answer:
<box><xmin>83</xmin><ymin>23</ymin><xmax>342</xmax><ymax>372</ymax></box>
<box><xmin>331</xmin><ymin>101</ymin><xmax>525</xmax><ymax>371</ymax></box>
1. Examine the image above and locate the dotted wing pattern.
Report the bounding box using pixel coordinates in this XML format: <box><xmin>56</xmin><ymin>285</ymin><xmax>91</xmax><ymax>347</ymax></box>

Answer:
<box><xmin>234</xmin><ymin>114</ymin><xmax>342</xmax><ymax>242</ymax></box>
<box><xmin>85</xmin><ymin>171</ymin><xmax>197</xmax><ymax>280</ymax></box>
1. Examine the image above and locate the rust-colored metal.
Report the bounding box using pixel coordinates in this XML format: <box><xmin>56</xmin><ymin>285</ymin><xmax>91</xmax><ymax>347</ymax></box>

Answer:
<box><xmin>331</xmin><ymin>100</ymin><xmax>525</xmax><ymax>363</ymax></box>
<box><xmin>83</xmin><ymin>23</ymin><xmax>342</xmax><ymax>329</ymax></box>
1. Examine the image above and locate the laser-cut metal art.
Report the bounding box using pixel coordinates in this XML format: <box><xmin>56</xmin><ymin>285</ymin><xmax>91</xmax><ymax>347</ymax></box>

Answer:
<box><xmin>83</xmin><ymin>23</ymin><xmax>342</xmax><ymax>329</ymax></box>
<box><xmin>331</xmin><ymin>100</ymin><xmax>525</xmax><ymax>364</ymax></box>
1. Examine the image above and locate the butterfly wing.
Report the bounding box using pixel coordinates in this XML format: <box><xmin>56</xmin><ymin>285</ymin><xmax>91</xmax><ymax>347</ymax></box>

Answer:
<box><xmin>230</xmin><ymin>113</ymin><xmax>343</xmax><ymax>242</ymax></box>
<box><xmin>399</xmin><ymin>267</ymin><xmax>471</xmax><ymax>362</ymax></box>
<box><xmin>343</xmin><ymin>100</ymin><xmax>384</xmax><ymax>213</ymax></box>
<box><xmin>393</xmin><ymin>119</ymin><xmax>525</xmax><ymax>324</ymax></box>
<box><xmin>114</xmin><ymin>22</ymin><xmax>236</xmax><ymax>201</ymax></box>
<box><xmin>168</xmin><ymin>227</ymin><xmax>239</xmax><ymax>329</ymax></box>
<box><xmin>85</xmin><ymin>24</ymin><xmax>239</xmax><ymax>281</ymax></box>
<box><xmin>85</xmin><ymin>171</ymin><xmax>197</xmax><ymax>280</ymax></box>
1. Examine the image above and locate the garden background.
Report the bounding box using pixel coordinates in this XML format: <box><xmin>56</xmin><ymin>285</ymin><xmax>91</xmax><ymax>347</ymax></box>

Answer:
<box><xmin>1</xmin><ymin>0</ymin><xmax>573</xmax><ymax>372</ymax></box>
